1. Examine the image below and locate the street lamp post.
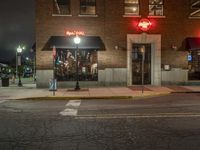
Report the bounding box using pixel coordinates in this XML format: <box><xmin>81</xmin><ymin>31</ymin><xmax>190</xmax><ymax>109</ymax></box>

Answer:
<box><xmin>33</xmin><ymin>54</ymin><xmax>36</xmax><ymax>82</ymax></box>
<box><xmin>30</xmin><ymin>48</ymin><xmax>36</xmax><ymax>83</ymax></box>
<box><xmin>74</xmin><ymin>36</ymin><xmax>81</xmax><ymax>90</ymax></box>
<box><xmin>16</xmin><ymin>45</ymin><xmax>25</xmax><ymax>87</ymax></box>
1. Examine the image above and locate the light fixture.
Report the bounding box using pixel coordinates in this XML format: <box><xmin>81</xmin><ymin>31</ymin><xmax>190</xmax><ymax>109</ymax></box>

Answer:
<box><xmin>74</xmin><ymin>36</ymin><xmax>81</xmax><ymax>44</ymax></box>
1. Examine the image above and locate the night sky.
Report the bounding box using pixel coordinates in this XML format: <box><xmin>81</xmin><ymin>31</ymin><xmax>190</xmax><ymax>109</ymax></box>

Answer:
<box><xmin>0</xmin><ymin>0</ymin><xmax>35</xmax><ymax>63</ymax></box>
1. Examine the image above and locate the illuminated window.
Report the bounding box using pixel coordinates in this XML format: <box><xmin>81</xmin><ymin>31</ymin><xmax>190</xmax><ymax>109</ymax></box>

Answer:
<box><xmin>124</xmin><ymin>0</ymin><xmax>139</xmax><ymax>16</ymax></box>
<box><xmin>189</xmin><ymin>0</ymin><xmax>200</xmax><ymax>18</ymax></box>
<box><xmin>55</xmin><ymin>49</ymin><xmax>98</xmax><ymax>81</ymax></box>
<box><xmin>80</xmin><ymin>0</ymin><xmax>96</xmax><ymax>15</ymax></box>
<box><xmin>53</xmin><ymin>0</ymin><xmax>70</xmax><ymax>15</ymax></box>
<box><xmin>149</xmin><ymin>0</ymin><xmax>164</xmax><ymax>16</ymax></box>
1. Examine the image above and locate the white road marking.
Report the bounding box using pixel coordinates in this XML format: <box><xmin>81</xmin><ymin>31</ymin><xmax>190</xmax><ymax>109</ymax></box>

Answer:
<box><xmin>65</xmin><ymin>100</ymin><xmax>81</xmax><ymax>108</ymax></box>
<box><xmin>60</xmin><ymin>100</ymin><xmax>81</xmax><ymax>116</ymax></box>
<box><xmin>59</xmin><ymin>108</ymin><xmax>78</xmax><ymax>116</ymax></box>
<box><xmin>0</xmin><ymin>100</ymin><xmax>8</xmax><ymax>104</ymax></box>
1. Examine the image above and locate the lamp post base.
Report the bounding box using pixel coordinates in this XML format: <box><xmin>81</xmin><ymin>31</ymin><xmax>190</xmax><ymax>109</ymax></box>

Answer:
<box><xmin>74</xmin><ymin>81</ymin><xmax>80</xmax><ymax>91</ymax></box>
<box><xmin>18</xmin><ymin>81</ymin><xmax>23</xmax><ymax>87</ymax></box>
<box><xmin>18</xmin><ymin>74</ymin><xmax>23</xmax><ymax>87</ymax></box>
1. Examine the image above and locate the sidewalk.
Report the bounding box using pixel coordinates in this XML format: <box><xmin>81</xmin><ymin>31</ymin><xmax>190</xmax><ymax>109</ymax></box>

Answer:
<box><xmin>0</xmin><ymin>81</ymin><xmax>200</xmax><ymax>100</ymax></box>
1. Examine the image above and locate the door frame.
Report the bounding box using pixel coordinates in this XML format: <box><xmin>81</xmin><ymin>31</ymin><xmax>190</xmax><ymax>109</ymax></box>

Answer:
<box><xmin>127</xmin><ymin>33</ymin><xmax>161</xmax><ymax>86</ymax></box>
<box><xmin>132</xmin><ymin>43</ymin><xmax>152</xmax><ymax>85</ymax></box>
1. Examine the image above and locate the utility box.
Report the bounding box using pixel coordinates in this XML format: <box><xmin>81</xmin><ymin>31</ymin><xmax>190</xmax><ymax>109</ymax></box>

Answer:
<box><xmin>1</xmin><ymin>77</ymin><xmax>9</xmax><ymax>87</ymax></box>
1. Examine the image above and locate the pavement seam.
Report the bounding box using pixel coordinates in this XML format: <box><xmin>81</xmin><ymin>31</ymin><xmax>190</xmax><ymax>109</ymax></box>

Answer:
<box><xmin>75</xmin><ymin>112</ymin><xmax>200</xmax><ymax>119</ymax></box>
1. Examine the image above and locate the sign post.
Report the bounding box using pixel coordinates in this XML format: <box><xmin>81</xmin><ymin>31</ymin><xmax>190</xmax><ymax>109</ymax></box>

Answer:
<box><xmin>140</xmin><ymin>46</ymin><xmax>145</xmax><ymax>94</ymax></box>
<box><xmin>52</xmin><ymin>46</ymin><xmax>56</xmax><ymax>96</ymax></box>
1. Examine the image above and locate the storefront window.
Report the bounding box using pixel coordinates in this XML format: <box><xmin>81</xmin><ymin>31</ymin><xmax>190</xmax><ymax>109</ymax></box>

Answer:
<box><xmin>124</xmin><ymin>0</ymin><xmax>139</xmax><ymax>16</ymax></box>
<box><xmin>55</xmin><ymin>49</ymin><xmax>98</xmax><ymax>81</ymax></box>
<box><xmin>80</xmin><ymin>0</ymin><xmax>96</xmax><ymax>15</ymax></box>
<box><xmin>149</xmin><ymin>0</ymin><xmax>163</xmax><ymax>16</ymax></box>
<box><xmin>53</xmin><ymin>0</ymin><xmax>71</xmax><ymax>15</ymax></box>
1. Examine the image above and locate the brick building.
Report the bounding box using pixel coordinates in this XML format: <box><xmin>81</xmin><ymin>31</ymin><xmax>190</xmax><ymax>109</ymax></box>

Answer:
<box><xmin>36</xmin><ymin>0</ymin><xmax>200</xmax><ymax>88</ymax></box>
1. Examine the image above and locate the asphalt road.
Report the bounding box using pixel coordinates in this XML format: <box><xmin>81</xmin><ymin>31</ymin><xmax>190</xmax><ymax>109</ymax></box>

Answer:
<box><xmin>0</xmin><ymin>93</ymin><xmax>200</xmax><ymax>150</ymax></box>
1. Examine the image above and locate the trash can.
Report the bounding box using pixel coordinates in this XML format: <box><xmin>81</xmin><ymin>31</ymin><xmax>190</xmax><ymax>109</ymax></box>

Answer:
<box><xmin>1</xmin><ymin>77</ymin><xmax>9</xmax><ymax>87</ymax></box>
<box><xmin>49</xmin><ymin>79</ymin><xmax>57</xmax><ymax>91</ymax></box>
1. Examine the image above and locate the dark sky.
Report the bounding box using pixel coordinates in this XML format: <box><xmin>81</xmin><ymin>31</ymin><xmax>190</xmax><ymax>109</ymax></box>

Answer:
<box><xmin>0</xmin><ymin>0</ymin><xmax>35</xmax><ymax>63</ymax></box>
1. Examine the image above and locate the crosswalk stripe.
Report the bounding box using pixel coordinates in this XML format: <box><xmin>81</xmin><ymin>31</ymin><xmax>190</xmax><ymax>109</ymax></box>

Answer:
<box><xmin>60</xmin><ymin>100</ymin><xmax>81</xmax><ymax>116</ymax></box>
<box><xmin>0</xmin><ymin>100</ymin><xmax>8</xmax><ymax>104</ymax></box>
<box><xmin>59</xmin><ymin>108</ymin><xmax>78</xmax><ymax>116</ymax></box>
<box><xmin>65</xmin><ymin>100</ymin><xmax>81</xmax><ymax>108</ymax></box>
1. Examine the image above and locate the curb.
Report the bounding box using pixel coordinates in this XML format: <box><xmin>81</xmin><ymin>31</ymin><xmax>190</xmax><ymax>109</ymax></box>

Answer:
<box><xmin>171</xmin><ymin>91</ymin><xmax>200</xmax><ymax>93</ymax></box>
<box><xmin>16</xmin><ymin>93</ymin><xmax>171</xmax><ymax>101</ymax></box>
<box><xmin>17</xmin><ymin>96</ymin><xmax>133</xmax><ymax>100</ymax></box>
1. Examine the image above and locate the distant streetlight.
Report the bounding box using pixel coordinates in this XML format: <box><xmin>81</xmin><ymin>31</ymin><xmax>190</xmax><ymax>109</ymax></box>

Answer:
<box><xmin>74</xmin><ymin>36</ymin><xmax>81</xmax><ymax>90</ymax></box>
<box><xmin>16</xmin><ymin>45</ymin><xmax>25</xmax><ymax>87</ymax></box>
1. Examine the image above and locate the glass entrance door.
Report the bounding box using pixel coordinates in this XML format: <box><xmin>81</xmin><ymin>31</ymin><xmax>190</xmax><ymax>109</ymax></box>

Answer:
<box><xmin>188</xmin><ymin>50</ymin><xmax>200</xmax><ymax>80</ymax></box>
<box><xmin>132</xmin><ymin>44</ymin><xmax>151</xmax><ymax>85</ymax></box>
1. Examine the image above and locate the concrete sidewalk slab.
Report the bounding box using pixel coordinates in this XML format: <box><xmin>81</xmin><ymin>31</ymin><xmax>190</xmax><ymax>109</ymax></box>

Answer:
<box><xmin>144</xmin><ymin>86</ymin><xmax>174</xmax><ymax>93</ymax></box>
<box><xmin>0</xmin><ymin>82</ymin><xmax>200</xmax><ymax>100</ymax></box>
<box><xmin>181</xmin><ymin>86</ymin><xmax>200</xmax><ymax>92</ymax></box>
<box><xmin>0</xmin><ymin>86</ymin><xmax>169</xmax><ymax>100</ymax></box>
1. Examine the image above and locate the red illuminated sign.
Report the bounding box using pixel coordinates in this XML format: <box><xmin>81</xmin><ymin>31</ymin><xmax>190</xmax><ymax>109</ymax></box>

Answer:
<box><xmin>138</xmin><ymin>18</ymin><xmax>152</xmax><ymax>32</ymax></box>
<box><xmin>65</xmin><ymin>31</ymin><xmax>85</xmax><ymax>36</ymax></box>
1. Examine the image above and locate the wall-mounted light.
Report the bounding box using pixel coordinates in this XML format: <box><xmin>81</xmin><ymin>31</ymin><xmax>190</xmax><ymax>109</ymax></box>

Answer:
<box><xmin>114</xmin><ymin>45</ymin><xmax>119</xmax><ymax>50</ymax></box>
<box><xmin>171</xmin><ymin>44</ymin><xmax>177</xmax><ymax>50</ymax></box>
<box><xmin>114</xmin><ymin>45</ymin><xmax>126</xmax><ymax>51</ymax></box>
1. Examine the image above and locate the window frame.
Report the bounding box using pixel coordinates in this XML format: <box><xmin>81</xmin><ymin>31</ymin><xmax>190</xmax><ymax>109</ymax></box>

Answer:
<box><xmin>52</xmin><ymin>0</ymin><xmax>71</xmax><ymax>16</ymax></box>
<box><xmin>79</xmin><ymin>0</ymin><xmax>97</xmax><ymax>16</ymax></box>
<box><xmin>124</xmin><ymin>0</ymin><xmax>140</xmax><ymax>17</ymax></box>
<box><xmin>148</xmin><ymin>0</ymin><xmax>164</xmax><ymax>17</ymax></box>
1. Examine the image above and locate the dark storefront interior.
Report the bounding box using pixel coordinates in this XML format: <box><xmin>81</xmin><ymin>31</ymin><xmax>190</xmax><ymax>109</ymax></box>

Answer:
<box><xmin>55</xmin><ymin>49</ymin><xmax>98</xmax><ymax>81</ymax></box>
<box><xmin>43</xmin><ymin>35</ymin><xmax>105</xmax><ymax>81</ymax></box>
<box><xmin>186</xmin><ymin>37</ymin><xmax>200</xmax><ymax>80</ymax></box>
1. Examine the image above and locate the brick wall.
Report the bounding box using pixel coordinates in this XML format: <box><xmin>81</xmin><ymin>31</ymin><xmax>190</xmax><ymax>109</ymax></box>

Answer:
<box><xmin>36</xmin><ymin>0</ymin><xmax>200</xmax><ymax>70</ymax></box>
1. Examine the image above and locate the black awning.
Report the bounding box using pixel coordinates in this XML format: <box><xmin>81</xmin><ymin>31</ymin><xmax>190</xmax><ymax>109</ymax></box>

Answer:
<box><xmin>186</xmin><ymin>37</ymin><xmax>200</xmax><ymax>51</ymax></box>
<box><xmin>43</xmin><ymin>36</ymin><xmax>105</xmax><ymax>51</ymax></box>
